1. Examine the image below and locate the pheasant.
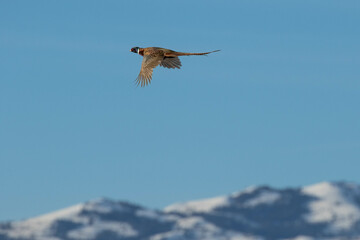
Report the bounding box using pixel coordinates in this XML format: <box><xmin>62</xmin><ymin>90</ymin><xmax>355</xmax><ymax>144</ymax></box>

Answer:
<box><xmin>130</xmin><ymin>47</ymin><xmax>220</xmax><ymax>87</ymax></box>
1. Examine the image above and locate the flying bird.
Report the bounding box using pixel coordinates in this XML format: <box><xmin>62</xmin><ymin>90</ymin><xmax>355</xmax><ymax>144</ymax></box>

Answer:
<box><xmin>130</xmin><ymin>47</ymin><xmax>220</xmax><ymax>87</ymax></box>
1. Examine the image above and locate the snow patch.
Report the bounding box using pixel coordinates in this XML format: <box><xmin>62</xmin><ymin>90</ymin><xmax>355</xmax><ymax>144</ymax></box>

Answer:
<box><xmin>150</xmin><ymin>216</ymin><xmax>260</xmax><ymax>240</ymax></box>
<box><xmin>164</xmin><ymin>196</ymin><xmax>229</xmax><ymax>214</ymax></box>
<box><xmin>243</xmin><ymin>191</ymin><xmax>281</xmax><ymax>207</ymax></box>
<box><xmin>176</xmin><ymin>217</ymin><xmax>219</xmax><ymax>231</ymax></box>
<box><xmin>230</xmin><ymin>186</ymin><xmax>259</xmax><ymax>200</ymax></box>
<box><xmin>83</xmin><ymin>198</ymin><xmax>124</xmax><ymax>214</ymax></box>
<box><xmin>150</xmin><ymin>218</ymin><xmax>262</xmax><ymax>240</ymax></box>
<box><xmin>233</xmin><ymin>186</ymin><xmax>259</xmax><ymax>197</ymax></box>
<box><xmin>67</xmin><ymin>220</ymin><xmax>137</xmax><ymax>239</ymax></box>
<box><xmin>283</xmin><ymin>236</ymin><xmax>314</xmax><ymax>240</ymax></box>
<box><xmin>0</xmin><ymin>198</ymin><xmax>128</xmax><ymax>240</ymax></box>
<box><xmin>0</xmin><ymin>203</ymin><xmax>84</xmax><ymax>240</ymax></box>
<box><xmin>302</xmin><ymin>182</ymin><xmax>360</xmax><ymax>232</ymax></box>
<box><xmin>25</xmin><ymin>203</ymin><xmax>84</xmax><ymax>223</ymax></box>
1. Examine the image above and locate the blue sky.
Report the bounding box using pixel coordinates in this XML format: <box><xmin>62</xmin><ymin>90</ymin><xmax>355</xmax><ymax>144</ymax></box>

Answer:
<box><xmin>1</xmin><ymin>0</ymin><xmax>359</xmax><ymax>221</ymax></box>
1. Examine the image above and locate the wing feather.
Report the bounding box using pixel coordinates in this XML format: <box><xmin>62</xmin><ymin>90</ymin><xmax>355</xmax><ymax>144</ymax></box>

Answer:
<box><xmin>160</xmin><ymin>57</ymin><xmax>182</xmax><ymax>69</ymax></box>
<box><xmin>136</xmin><ymin>55</ymin><xmax>162</xmax><ymax>87</ymax></box>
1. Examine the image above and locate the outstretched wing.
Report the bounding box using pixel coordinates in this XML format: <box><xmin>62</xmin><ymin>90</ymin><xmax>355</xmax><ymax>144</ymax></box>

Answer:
<box><xmin>160</xmin><ymin>57</ymin><xmax>182</xmax><ymax>69</ymax></box>
<box><xmin>136</xmin><ymin>55</ymin><xmax>162</xmax><ymax>87</ymax></box>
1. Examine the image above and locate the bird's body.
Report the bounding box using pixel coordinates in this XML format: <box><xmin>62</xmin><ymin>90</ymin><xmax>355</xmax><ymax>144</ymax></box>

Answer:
<box><xmin>130</xmin><ymin>47</ymin><xmax>219</xmax><ymax>87</ymax></box>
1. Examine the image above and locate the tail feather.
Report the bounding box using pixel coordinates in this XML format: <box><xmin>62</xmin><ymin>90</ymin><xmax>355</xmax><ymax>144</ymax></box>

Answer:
<box><xmin>165</xmin><ymin>50</ymin><xmax>220</xmax><ymax>57</ymax></box>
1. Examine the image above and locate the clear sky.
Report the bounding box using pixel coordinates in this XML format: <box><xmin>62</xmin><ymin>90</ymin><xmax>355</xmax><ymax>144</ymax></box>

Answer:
<box><xmin>1</xmin><ymin>0</ymin><xmax>359</xmax><ymax>222</ymax></box>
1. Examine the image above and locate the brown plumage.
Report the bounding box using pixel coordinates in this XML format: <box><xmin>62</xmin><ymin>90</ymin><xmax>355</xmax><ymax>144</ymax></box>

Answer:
<box><xmin>130</xmin><ymin>47</ymin><xmax>220</xmax><ymax>87</ymax></box>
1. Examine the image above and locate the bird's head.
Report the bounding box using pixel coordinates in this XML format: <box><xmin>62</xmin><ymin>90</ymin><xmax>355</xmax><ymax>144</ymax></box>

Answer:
<box><xmin>130</xmin><ymin>47</ymin><xmax>140</xmax><ymax>54</ymax></box>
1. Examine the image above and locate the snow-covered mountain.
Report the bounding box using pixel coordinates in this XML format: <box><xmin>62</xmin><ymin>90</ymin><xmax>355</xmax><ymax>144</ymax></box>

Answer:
<box><xmin>2</xmin><ymin>182</ymin><xmax>360</xmax><ymax>240</ymax></box>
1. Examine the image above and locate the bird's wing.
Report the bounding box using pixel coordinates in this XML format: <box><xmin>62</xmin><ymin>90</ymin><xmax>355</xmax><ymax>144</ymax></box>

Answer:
<box><xmin>160</xmin><ymin>57</ymin><xmax>182</xmax><ymax>69</ymax></box>
<box><xmin>136</xmin><ymin>55</ymin><xmax>162</xmax><ymax>87</ymax></box>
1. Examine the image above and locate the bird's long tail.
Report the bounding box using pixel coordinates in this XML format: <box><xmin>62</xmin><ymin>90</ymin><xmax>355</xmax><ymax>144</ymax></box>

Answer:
<box><xmin>165</xmin><ymin>50</ymin><xmax>220</xmax><ymax>57</ymax></box>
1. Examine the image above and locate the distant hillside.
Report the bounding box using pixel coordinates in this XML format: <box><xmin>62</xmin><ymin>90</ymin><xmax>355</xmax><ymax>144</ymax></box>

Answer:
<box><xmin>1</xmin><ymin>182</ymin><xmax>360</xmax><ymax>240</ymax></box>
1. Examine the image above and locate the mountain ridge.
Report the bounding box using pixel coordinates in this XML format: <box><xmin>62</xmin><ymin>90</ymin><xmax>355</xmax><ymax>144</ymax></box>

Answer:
<box><xmin>1</xmin><ymin>181</ymin><xmax>360</xmax><ymax>240</ymax></box>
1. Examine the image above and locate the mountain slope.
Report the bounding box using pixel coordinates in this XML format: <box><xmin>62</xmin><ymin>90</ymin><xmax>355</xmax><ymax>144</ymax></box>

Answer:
<box><xmin>1</xmin><ymin>182</ymin><xmax>360</xmax><ymax>240</ymax></box>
